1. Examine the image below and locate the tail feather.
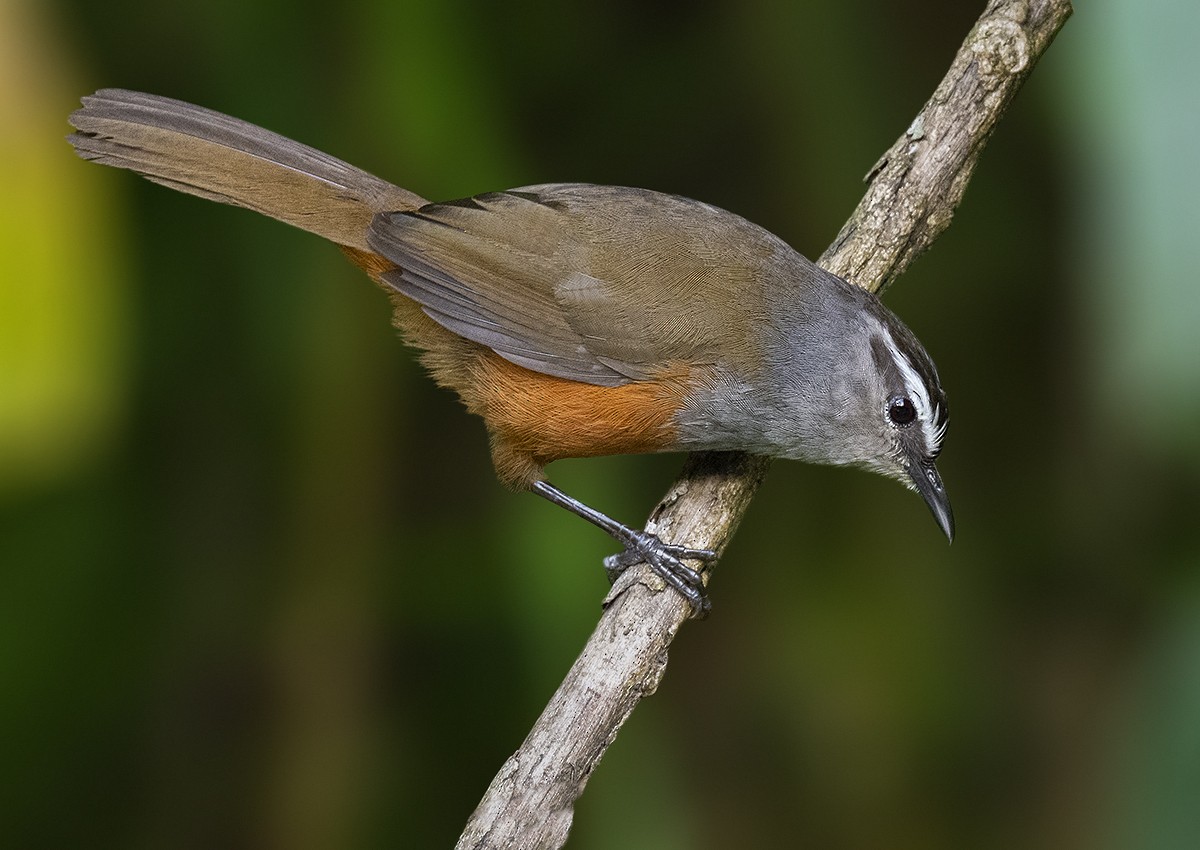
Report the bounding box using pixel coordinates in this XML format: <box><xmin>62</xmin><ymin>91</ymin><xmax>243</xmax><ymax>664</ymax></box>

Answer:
<box><xmin>68</xmin><ymin>89</ymin><xmax>426</xmax><ymax>250</ymax></box>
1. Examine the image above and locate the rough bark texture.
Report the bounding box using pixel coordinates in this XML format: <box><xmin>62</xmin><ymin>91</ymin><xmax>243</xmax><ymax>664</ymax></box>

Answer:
<box><xmin>456</xmin><ymin>2</ymin><xmax>1073</xmax><ymax>848</ymax></box>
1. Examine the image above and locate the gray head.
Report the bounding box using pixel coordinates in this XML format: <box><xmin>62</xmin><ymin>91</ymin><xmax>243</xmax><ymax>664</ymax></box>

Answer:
<box><xmin>861</xmin><ymin>299</ymin><xmax>953</xmax><ymax>540</ymax></box>
<box><xmin>739</xmin><ymin>272</ymin><xmax>954</xmax><ymax>541</ymax></box>
<box><xmin>801</xmin><ymin>282</ymin><xmax>953</xmax><ymax>541</ymax></box>
<box><xmin>663</xmin><ymin>250</ymin><xmax>954</xmax><ymax>540</ymax></box>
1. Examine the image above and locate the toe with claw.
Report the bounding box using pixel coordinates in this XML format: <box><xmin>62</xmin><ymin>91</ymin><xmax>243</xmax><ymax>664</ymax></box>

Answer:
<box><xmin>603</xmin><ymin>530</ymin><xmax>718</xmax><ymax>617</ymax></box>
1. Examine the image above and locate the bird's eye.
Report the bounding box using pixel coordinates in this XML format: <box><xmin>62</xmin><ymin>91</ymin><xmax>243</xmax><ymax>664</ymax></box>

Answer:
<box><xmin>887</xmin><ymin>396</ymin><xmax>917</xmax><ymax>426</ymax></box>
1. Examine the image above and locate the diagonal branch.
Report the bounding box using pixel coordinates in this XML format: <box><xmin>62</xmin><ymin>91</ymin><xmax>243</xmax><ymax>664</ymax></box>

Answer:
<box><xmin>456</xmin><ymin>2</ymin><xmax>1072</xmax><ymax>848</ymax></box>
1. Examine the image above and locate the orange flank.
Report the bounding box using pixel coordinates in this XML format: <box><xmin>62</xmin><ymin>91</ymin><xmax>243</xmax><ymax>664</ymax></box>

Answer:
<box><xmin>471</xmin><ymin>354</ymin><xmax>689</xmax><ymax>488</ymax></box>
<box><xmin>343</xmin><ymin>244</ymin><xmax>688</xmax><ymax>488</ymax></box>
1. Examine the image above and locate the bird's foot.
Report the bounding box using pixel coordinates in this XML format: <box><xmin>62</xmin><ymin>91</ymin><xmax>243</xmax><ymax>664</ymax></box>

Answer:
<box><xmin>603</xmin><ymin>530</ymin><xmax>717</xmax><ymax>617</ymax></box>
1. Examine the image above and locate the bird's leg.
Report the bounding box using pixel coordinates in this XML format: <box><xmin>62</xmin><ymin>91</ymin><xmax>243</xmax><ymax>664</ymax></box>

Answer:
<box><xmin>531</xmin><ymin>480</ymin><xmax>717</xmax><ymax>617</ymax></box>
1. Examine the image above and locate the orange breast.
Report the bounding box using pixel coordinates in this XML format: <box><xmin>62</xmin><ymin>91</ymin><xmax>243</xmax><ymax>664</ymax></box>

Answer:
<box><xmin>467</xmin><ymin>353</ymin><xmax>690</xmax><ymax>487</ymax></box>
<box><xmin>342</xmin><ymin>245</ymin><xmax>690</xmax><ymax>489</ymax></box>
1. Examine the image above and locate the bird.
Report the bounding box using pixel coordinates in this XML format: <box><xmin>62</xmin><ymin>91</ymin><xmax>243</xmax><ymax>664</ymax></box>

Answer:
<box><xmin>67</xmin><ymin>88</ymin><xmax>953</xmax><ymax>615</ymax></box>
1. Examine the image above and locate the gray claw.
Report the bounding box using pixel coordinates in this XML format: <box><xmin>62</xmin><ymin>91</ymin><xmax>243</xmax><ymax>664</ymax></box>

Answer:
<box><xmin>603</xmin><ymin>530</ymin><xmax>716</xmax><ymax>617</ymax></box>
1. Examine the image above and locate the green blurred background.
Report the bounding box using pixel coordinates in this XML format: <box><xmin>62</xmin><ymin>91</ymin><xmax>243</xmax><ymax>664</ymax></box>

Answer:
<box><xmin>3</xmin><ymin>0</ymin><xmax>1198</xmax><ymax>847</ymax></box>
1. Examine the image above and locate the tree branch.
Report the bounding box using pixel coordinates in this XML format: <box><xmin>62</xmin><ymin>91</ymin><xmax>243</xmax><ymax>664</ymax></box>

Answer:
<box><xmin>456</xmin><ymin>2</ymin><xmax>1072</xmax><ymax>848</ymax></box>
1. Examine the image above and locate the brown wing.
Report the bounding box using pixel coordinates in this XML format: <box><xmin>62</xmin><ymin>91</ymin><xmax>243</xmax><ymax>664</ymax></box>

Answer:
<box><xmin>366</xmin><ymin>184</ymin><xmax>779</xmax><ymax>386</ymax></box>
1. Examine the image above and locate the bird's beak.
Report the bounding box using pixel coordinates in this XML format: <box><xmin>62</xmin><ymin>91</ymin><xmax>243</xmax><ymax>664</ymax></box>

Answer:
<box><xmin>907</xmin><ymin>458</ymin><xmax>954</xmax><ymax>542</ymax></box>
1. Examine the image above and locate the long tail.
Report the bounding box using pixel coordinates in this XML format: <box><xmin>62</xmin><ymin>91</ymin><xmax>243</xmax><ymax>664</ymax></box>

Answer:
<box><xmin>67</xmin><ymin>89</ymin><xmax>427</xmax><ymax>251</ymax></box>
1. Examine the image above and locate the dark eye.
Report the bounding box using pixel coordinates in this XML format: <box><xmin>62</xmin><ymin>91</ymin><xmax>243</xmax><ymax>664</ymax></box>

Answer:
<box><xmin>887</xmin><ymin>396</ymin><xmax>917</xmax><ymax>426</ymax></box>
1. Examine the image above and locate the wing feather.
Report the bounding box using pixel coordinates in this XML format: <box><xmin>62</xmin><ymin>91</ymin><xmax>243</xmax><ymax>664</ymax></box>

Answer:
<box><xmin>367</xmin><ymin>184</ymin><xmax>779</xmax><ymax>386</ymax></box>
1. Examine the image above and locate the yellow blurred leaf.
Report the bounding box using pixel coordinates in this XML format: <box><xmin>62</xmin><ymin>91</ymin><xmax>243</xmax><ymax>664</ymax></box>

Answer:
<box><xmin>0</xmin><ymin>0</ymin><xmax>129</xmax><ymax>492</ymax></box>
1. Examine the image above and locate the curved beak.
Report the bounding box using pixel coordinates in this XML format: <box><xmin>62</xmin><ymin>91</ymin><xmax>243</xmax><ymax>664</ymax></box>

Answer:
<box><xmin>907</xmin><ymin>459</ymin><xmax>954</xmax><ymax>542</ymax></box>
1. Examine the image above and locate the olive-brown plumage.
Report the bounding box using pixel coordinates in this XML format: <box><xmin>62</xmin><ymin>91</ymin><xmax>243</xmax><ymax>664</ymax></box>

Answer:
<box><xmin>68</xmin><ymin>89</ymin><xmax>953</xmax><ymax>613</ymax></box>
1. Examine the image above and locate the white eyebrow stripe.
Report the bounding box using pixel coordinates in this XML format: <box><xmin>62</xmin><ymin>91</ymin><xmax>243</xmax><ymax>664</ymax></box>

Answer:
<box><xmin>931</xmin><ymin>403</ymin><xmax>949</xmax><ymax>446</ymax></box>
<box><xmin>881</xmin><ymin>327</ymin><xmax>944</xmax><ymax>454</ymax></box>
